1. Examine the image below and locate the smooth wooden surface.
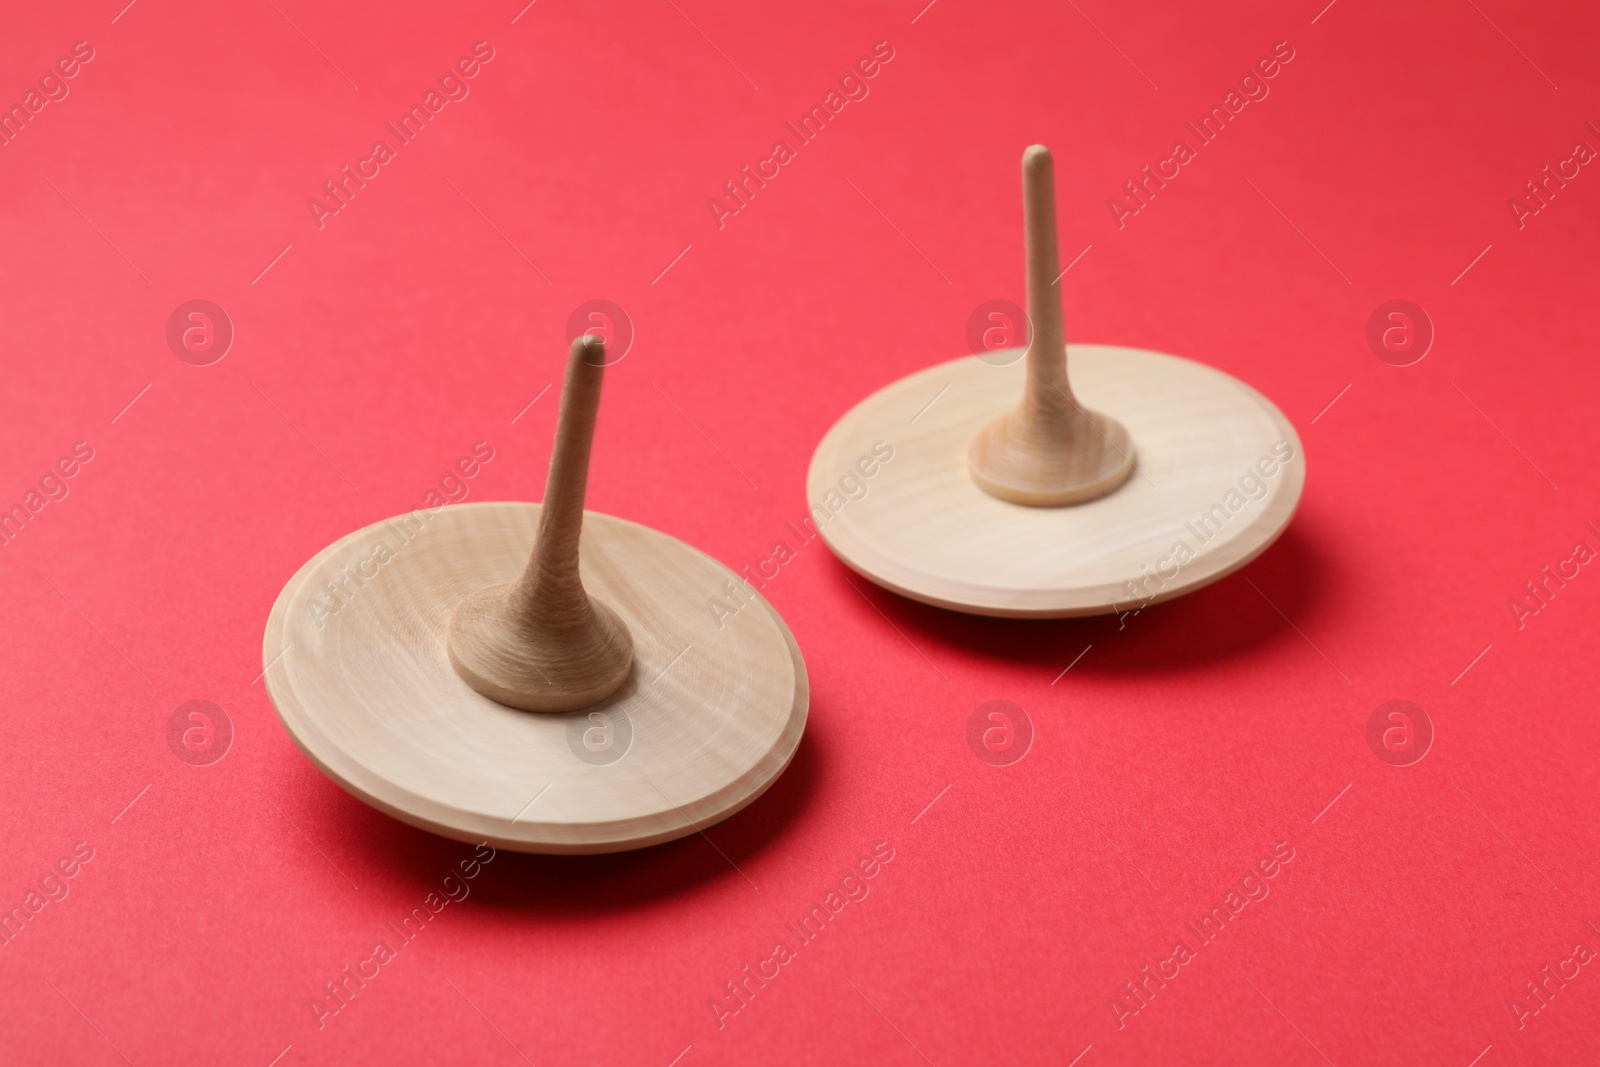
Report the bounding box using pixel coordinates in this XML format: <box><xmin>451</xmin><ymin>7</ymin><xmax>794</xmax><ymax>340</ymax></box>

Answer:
<box><xmin>967</xmin><ymin>145</ymin><xmax>1135</xmax><ymax>505</ymax></box>
<box><xmin>809</xmin><ymin>345</ymin><xmax>1304</xmax><ymax>617</ymax></box>
<box><xmin>447</xmin><ymin>337</ymin><xmax>635</xmax><ymax>712</ymax></box>
<box><xmin>263</xmin><ymin>502</ymin><xmax>808</xmax><ymax>854</ymax></box>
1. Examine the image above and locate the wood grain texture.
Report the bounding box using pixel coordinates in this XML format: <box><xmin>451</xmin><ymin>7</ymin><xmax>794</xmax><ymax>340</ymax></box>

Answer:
<box><xmin>809</xmin><ymin>345</ymin><xmax>1304</xmax><ymax>617</ymax></box>
<box><xmin>263</xmin><ymin>502</ymin><xmax>808</xmax><ymax>854</ymax></box>
<box><xmin>447</xmin><ymin>337</ymin><xmax>634</xmax><ymax>713</ymax></box>
<box><xmin>967</xmin><ymin>145</ymin><xmax>1135</xmax><ymax>506</ymax></box>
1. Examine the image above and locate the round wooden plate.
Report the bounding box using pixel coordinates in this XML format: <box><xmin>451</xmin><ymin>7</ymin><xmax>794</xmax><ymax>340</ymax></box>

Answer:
<box><xmin>807</xmin><ymin>344</ymin><xmax>1305</xmax><ymax>617</ymax></box>
<box><xmin>262</xmin><ymin>501</ymin><xmax>808</xmax><ymax>854</ymax></box>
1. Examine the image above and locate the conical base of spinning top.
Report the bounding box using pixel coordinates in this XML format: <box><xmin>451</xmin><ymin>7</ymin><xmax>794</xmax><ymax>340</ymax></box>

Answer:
<box><xmin>446</xmin><ymin>583</ymin><xmax>634</xmax><ymax>713</ymax></box>
<box><xmin>967</xmin><ymin>401</ymin><xmax>1135</xmax><ymax>507</ymax></box>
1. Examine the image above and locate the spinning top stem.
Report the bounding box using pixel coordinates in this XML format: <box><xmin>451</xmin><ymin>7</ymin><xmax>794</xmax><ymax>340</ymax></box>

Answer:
<box><xmin>967</xmin><ymin>144</ymin><xmax>1136</xmax><ymax>506</ymax></box>
<box><xmin>1021</xmin><ymin>143</ymin><xmax>1070</xmax><ymax>428</ymax></box>
<box><xmin>446</xmin><ymin>336</ymin><xmax>635</xmax><ymax>712</ymax></box>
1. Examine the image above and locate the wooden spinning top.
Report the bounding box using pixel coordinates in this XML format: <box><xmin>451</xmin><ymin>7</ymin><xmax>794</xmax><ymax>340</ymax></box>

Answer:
<box><xmin>806</xmin><ymin>144</ymin><xmax>1305</xmax><ymax>617</ymax></box>
<box><xmin>447</xmin><ymin>338</ymin><xmax>635</xmax><ymax>712</ymax></box>
<box><xmin>263</xmin><ymin>334</ymin><xmax>807</xmax><ymax>853</ymax></box>
<box><xmin>968</xmin><ymin>146</ymin><xmax>1135</xmax><ymax>506</ymax></box>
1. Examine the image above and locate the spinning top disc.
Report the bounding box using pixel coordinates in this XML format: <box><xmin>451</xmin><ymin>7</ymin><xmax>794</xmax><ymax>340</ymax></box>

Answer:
<box><xmin>262</xmin><ymin>338</ymin><xmax>807</xmax><ymax>854</ymax></box>
<box><xmin>807</xmin><ymin>145</ymin><xmax>1303</xmax><ymax>617</ymax></box>
<box><xmin>263</xmin><ymin>504</ymin><xmax>806</xmax><ymax>853</ymax></box>
<box><xmin>807</xmin><ymin>344</ymin><xmax>1303</xmax><ymax>617</ymax></box>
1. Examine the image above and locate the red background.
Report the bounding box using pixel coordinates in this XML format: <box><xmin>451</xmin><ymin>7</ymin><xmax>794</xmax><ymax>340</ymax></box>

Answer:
<box><xmin>2</xmin><ymin>1</ymin><xmax>1598</xmax><ymax>1064</ymax></box>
